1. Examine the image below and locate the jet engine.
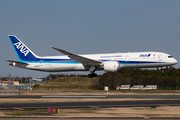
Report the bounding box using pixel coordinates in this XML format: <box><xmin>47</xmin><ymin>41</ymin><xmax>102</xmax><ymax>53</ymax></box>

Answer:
<box><xmin>103</xmin><ymin>61</ymin><xmax>120</xmax><ymax>72</ymax></box>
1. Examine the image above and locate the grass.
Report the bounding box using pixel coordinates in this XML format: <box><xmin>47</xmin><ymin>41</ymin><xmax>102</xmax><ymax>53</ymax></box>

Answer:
<box><xmin>1</xmin><ymin>106</ymin><xmax>180</xmax><ymax>117</ymax></box>
<box><xmin>34</xmin><ymin>77</ymin><xmax>96</xmax><ymax>90</ymax></box>
<box><xmin>5</xmin><ymin>109</ymin><xmax>49</xmax><ymax>116</ymax></box>
<box><xmin>32</xmin><ymin>76</ymin><xmax>180</xmax><ymax>93</ymax></box>
<box><xmin>151</xmin><ymin>106</ymin><xmax>156</xmax><ymax>108</ymax></box>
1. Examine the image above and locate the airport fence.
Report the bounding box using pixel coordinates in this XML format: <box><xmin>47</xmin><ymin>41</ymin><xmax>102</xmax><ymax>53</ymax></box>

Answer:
<box><xmin>0</xmin><ymin>84</ymin><xmax>32</xmax><ymax>90</ymax></box>
<box><xmin>0</xmin><ymin>80</ymin><xmax>48</xmax><ymax>91</ymax></box>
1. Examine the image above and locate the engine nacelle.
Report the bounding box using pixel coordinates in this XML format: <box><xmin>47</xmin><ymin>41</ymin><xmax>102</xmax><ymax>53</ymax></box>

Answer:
<box><xmin>103</xmin><ymin>61</ymin><xmax>120</xmax><ymax>72</ymax></box>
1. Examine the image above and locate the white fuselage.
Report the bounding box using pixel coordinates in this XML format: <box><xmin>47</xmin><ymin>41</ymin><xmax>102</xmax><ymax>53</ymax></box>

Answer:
<box><xmin>7</xmin><ymin>35</ymin><xmax>178</xmax><ymax>78</ymax></box>
<box><xmin>12</xmin><ymin>51</ymin><xmax>177</xmax><ymax>72</ymax></box>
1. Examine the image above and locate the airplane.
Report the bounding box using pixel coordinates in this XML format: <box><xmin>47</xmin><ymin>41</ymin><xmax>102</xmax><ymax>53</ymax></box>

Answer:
<box><xmin>6</xmin><ymin>35</ymin><xmax>178</xmax><ymax>78</ymax></box>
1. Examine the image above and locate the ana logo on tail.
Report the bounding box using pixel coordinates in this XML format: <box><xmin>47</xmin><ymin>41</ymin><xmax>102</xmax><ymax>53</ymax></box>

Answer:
<box><xmin>14</xmin><ymin>42</ymin><xmax>29</xmax><ymax>56</ymax></box>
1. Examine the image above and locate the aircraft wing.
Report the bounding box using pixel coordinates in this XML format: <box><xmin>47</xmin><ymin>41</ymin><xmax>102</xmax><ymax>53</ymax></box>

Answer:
<box><xmin>51</xmin><ymin>47</ymin><xmax>102</xmax><ymax>66</ymax></box>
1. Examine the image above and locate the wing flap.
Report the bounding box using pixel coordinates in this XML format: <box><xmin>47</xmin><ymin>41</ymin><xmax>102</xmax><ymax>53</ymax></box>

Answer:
<box><xmin>51</xmin><ymin>47</ymin><xmax>102</xmax><ymax>66</ymax></box>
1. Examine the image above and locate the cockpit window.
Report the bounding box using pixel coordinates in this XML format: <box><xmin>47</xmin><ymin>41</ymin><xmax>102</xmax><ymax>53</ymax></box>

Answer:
<box><xmin>168</xmin><ymin>56</ymin><xmax>173</xmax><ymax>58</ymax></box>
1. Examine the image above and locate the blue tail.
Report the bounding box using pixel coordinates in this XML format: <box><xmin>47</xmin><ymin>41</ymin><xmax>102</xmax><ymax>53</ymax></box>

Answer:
<box><xmin>8</xmin><ymin>35</ymin><xmax>38</xmax><ymax>61</ymax></box>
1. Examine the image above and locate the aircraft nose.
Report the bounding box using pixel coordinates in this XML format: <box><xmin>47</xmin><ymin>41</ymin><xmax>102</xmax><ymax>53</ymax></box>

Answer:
<box><xmin>173</xmin><ymin>58</ymin><xmax>178</xmax><ymax>64</ymax></box>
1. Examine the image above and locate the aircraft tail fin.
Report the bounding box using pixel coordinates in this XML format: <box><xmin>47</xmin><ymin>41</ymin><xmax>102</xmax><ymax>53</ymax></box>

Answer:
<box><xmin>8</xmin><ymin>35</ymin><xmax>38</xmax><ymax>61</ymax></box>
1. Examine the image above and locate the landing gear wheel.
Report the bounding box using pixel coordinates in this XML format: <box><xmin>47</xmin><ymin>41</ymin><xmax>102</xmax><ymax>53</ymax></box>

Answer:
<box><xmin>92</xmin><ymin>73</ymin><xmax>97</xmax><ymax>77</ymax></box>
<box><xmin>88</xmin><ymin>73</ymin><xmax>97</xmax><ymax>78</ymax></box>
<box><xmin>88</xmin><ymin>74</ymin><xmax>92</xmax><ymax>78</ymax></box>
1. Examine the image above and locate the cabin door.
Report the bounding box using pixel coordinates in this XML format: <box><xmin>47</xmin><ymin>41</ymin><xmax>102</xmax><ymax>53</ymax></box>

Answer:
<box><xmin>158</xmin><ymin>54</ymin><xmax>162</xmax><ymax>61</ymax></box>
<box><xmin>39</xmin><ymin>60</ymin><xmax>44</xmax><ymax>66</ymax></box>
<box><xmin>125</xmin><ymin>56</ymin><xmax>129</xmax><ymax>62</ymax></box>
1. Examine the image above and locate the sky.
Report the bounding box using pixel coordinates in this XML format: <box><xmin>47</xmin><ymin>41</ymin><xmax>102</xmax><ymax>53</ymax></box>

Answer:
<box><xmin>0</xmin><ymin>0</ymin><xmax>180</xmax><ymax>78</ymax></box>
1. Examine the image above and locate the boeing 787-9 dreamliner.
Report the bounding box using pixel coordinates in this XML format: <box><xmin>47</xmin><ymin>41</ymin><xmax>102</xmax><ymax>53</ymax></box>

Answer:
<box><xmin>6</xmin><ymin>35</ymin><xmax>178</xmax><ymax>78</ymax></box>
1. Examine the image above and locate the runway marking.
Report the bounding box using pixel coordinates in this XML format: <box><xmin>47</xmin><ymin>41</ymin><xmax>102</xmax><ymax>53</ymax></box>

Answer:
<box><xmin>41</xmin><ymin>95</ymin><xmax>107</xmax><ymax>98</ymax></box>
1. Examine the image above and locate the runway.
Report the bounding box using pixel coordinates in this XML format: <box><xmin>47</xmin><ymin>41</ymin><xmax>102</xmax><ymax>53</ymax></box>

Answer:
<box><xmin>1</xmin><ymin>118</ymin><xmax>178</xmax><ymax>120</ymax></box>
<box><xmin>1</xmin><ymin>95</ymin><xmax>180</xmax><ymax>98</ymax></box>
<box><xmin>1</xmin><ymin>95</ymin><xmax>180</xmax><ymax>119</ymax></box>
<box><xmin>0</xmin><ymin>100</ymin><xmax>180</xmax><ymax>109</ymax></box>
<box><xmin>1</xmin><ymin>95</ymin><xmax>180</xmax><ymax>110</ymax></box>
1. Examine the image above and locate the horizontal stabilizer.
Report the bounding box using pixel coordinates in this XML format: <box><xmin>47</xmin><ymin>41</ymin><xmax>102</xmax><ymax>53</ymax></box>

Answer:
<box><xmin>5</xmin><ymin>60</ymin><xmax>28</xmax><ymax>65</ymax></box>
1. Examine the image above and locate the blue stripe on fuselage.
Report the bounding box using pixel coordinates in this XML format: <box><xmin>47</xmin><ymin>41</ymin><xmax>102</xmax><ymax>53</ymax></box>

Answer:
<box><xmin>19</xmin><ymin>59</ymin><xmax>164</xmax><ymax>65</ymax></box>
<box><xmin>20</xmin><ymin>59</ymin><xmax>79</xmax><ymax>64</ymax></box>
<box><xmin>119</xmin><ymin>61</ymin><xmax>164</xmax><ymax>64</ymax></box>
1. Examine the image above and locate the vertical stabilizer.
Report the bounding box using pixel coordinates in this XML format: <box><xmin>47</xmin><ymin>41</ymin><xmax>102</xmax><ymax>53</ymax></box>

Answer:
<box><xmin>8</xmin><ymin>35</ymin><xmax>38</xmax><ymax>61</ymax></box>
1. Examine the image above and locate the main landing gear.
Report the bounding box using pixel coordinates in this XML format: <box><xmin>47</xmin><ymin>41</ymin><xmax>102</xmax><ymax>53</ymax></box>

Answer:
<box><xmin>88</xmin><ymin>66</ymin><xmax>98</xmax><ymax>78</ymax></box>
<box><xmin>88</xmin><ymin>73</ymin><xmax>97</xmax><ymax>78</ymax></box>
